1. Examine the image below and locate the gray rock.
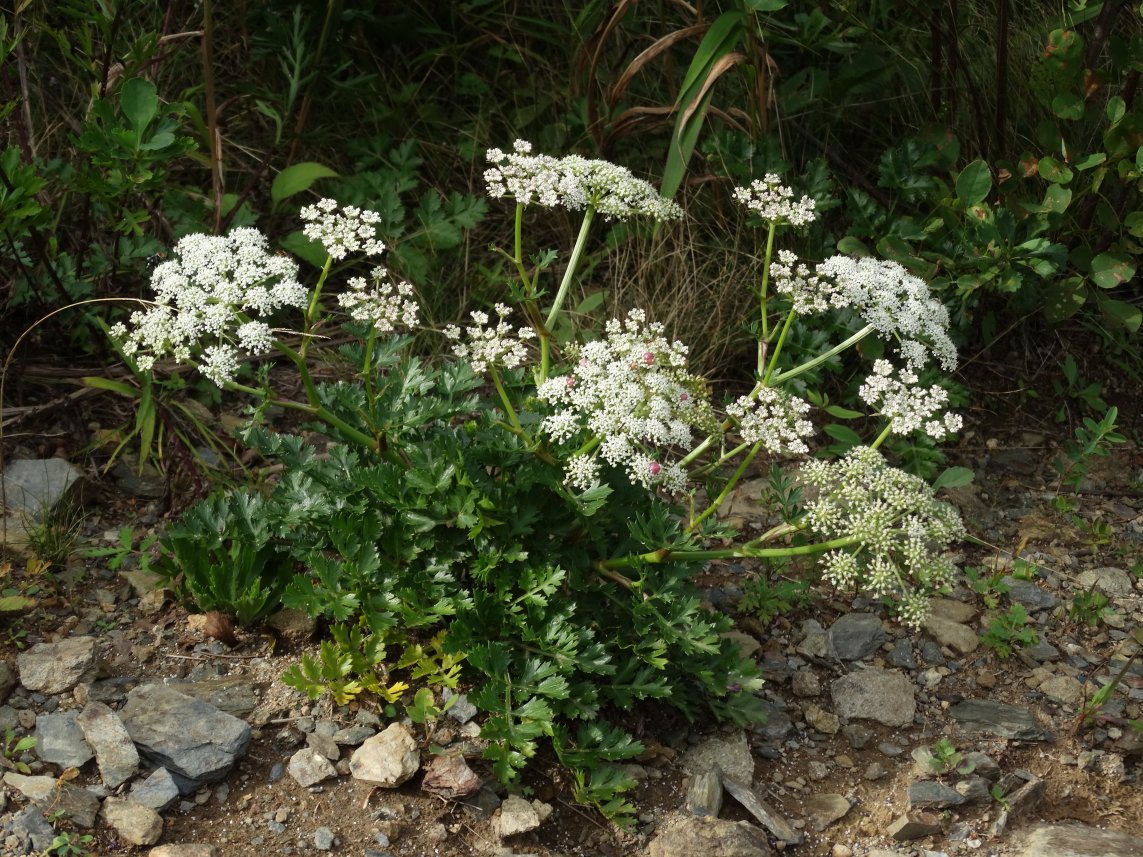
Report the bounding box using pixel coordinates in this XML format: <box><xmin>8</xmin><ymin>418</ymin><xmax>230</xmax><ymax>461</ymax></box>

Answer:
<box><xmin>791</xmin><ymin>669</ymin><xmax>820</xmax><ymax>697</ymax></box>
<box><xmin>0</xmin><ymin>662</ymin><xmax>16</xmax><ymax>704</ymax></box>
<box><xmin>948</xmin><ymin>699</ymin><xmax>1050</xmax><ymax>741</ymax></box>
<box><xmin>333</xmin><ymin>725</ymin><xmax>376</xmax><ymax>746</ymax></box>
<box><xmin>721</xmin><ymin>775</ymin><xmax>802</xmax><ymax>845</ymax></box>
<box><xmin>682</xmin><ymin>731</ymin><xmax>753</xmax><ymax>784</ymax></box>
<box><xmin>1013</xmin><ymin>823</ymin><xmax>1143</xmax><ymax>857</ymax></box>
<box><xmin>955</xmin><ymin>776</ymin><xmax>993</xmax><ymax>803</ymax></box>
<box><xmin>443</xmin><ymin>690</ymin><xmax>478</xmax><ymax>725</ymax></box>
<box><xmin>0</xmin><ymin>704</ymin><xmax>16</xmax><ymax>733</ymax></box>
<box><xmin>919</xmin><ymin>640</ymin><xmax>945</xmax><ymax>665</ymax></box>
<box><xmin>647</xmin><ymin>813</ymin><xmax>773</xmax><ymax>857</ymax></box>
<box><xmin>120</xmin><ymin>684</ymin><xmax>251</xmax><ymax>783</ymax></box>
<box><xmin>907</xmin><ymin>780</ymin><xmax>965</xmax><ymax>809</ymax></box>
<box><xmin>16</xmin><ymin>637</ymin><xmax>97</xmax><ymax>695</ymax></box>
<box><xmin>1003</xmin><ymin>578</ymin><xmax>1060</xmax><ymax>610</ymax></box>
<box><xmin>831</xmin><ymin>668</ymin><xmax>916</xmax><ymax>727</ymax></box>
<box><xmin>314</xmin><ymin>826</ymin><xmax>336</xmax><ymax>851</ymax></box>
<box><xmin>0</xmin><ymin>458</ymin><xmax>83</xmax><ymax>554</ymax></box>
<box><xmin>100</xmin><ymin>797</ymin><xmax>163</xmax><ymax>846</ymax></box>
<box><xmin>131</xmin><ymin>767</ymin><xmax>181</xmax><ymax>811</ymax></box>
<box><xmin>804</xmin><ymin>794</ymin><xmax>851</xmax><ymax>831</ymax></box>
<box><xmin>306</xmin><ymin>731</ymin><xmax>340</xmax><ymax>761</ymax></box>
<box><xmin>4</xmin><ymin>806</ymin><xmax>56</xmax><ymax>853</ymax></box>
<box><xmin>34</xmin><ymin>710</ymin><xmax>94</xmax><ymax>768</ymax></box>
<box><xmin>842</xmin><ymin>723</ymin><xmax>873</xmax><ymax>750</ymax></box>
<box><xmin>1077</xmin><ymin>568</ymin><xmax>1134</xmax><ymax>598</ymax></box>
<box><xmin>828</xmin><ymin>613</ymin><xmax>887</xmax><ymax>660</ymax></box>
<box><xmin>165</xmin><ymin>676</ymin><xmax>258</xmax><ymax>718</ymax></box>
<box><xmin>289</xmin><ymin>748</ymin><xmax>337</xmax><ymax>787</ymax></box>
<box><xmin>1040</xmin><ymin>675</ymin><xmax>1085</xmax><ymax>705</ymax></box>
<box><xmin>421</xmin><ymin>752</ymin><xmax>482</xmax><ymax>800</ymax></box>
<box><xmin>887</xmin><ymin>640</ymin><xmax>917</xmax><ymax>669</ymax></box>
<box><xmin>685</xmin><ymin>768</ymin><xmax>723</xmax><ymax>817</ymax></box>
<box><xmin>886</xmin><ymin>811</ymin><xmax>942</xmax><ymax>840</ymax></box>
<box><xmin>960</xmin><ymin>751</ymin><xmax>1001</xmax><ymax>780</ymax></box>
<box><xmin>148</xmin><ymin>846</ymin><xmax>221</xmax><ymax>857</ymax></box>
<box><xmin>492</xmin><ymin>795</ymin><xmax>552</xmax><ymax>838</ymax></box>
<box><xmin>3</xmin><ymin>772</ymin><xmax>100</xmax><ymax>827</ymax></box>
<box><xmin>1025</xmin><ymin>638</ymin><xmax>1061</xmax><ymax>662</ymax></box>
<box><xmin>349</xmin><ymin>722</ymin><xmax>420</xmax><ymax>787</ymax></box>
<box><xmin>921</xmin><ymin>615</ymin><xmax>979</xmax><ymax>654</ymax></box>
<box><xmin>929</xmin><ymin>597</ymin><xmax>976</xmax><ymax>623</ymax></box>
<box><xmin>76</xmin><ymin>701</ymin><xmax>140</xmax><ymax>788</ymax></box>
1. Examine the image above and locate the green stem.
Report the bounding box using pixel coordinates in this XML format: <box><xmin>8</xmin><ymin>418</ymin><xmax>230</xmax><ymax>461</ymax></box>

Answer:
<box><xmin>300</xmin><ymin>255</ymin><xmax>333</xmax><ymax>359</ymax></box>
<box><xmin>489</xmin><ymin>365</ymin><xmax>523</xmax><ymax>433</ymax></box>
<box><xmin>756</xmin><ymin>222</ymin><xmax>778</xmax><ymax>376</ymax></box>
<box><xmin>221</xmin><ymin>377</ymin><xmax>379</xmax><ymax>451</ymax></box>
<box><xmin>688</xmin><ymin>441</ymin><xmax>761</xmax><ymax>532</ymax></box>
<box><xmin>598</xmin><ymin>533</ymin><xmax>858</xmax><ymax>571</ymax></box>
<box><xmin>762</xmin><ymin>306</ymin><xmax>798</xmax><ymax>387</ymax></box>
<box><xmin>362</xmin><ymin>328</ymin><xmax>376</xmax><ymax>401</ymax></box>
<box><xmin>512</xmin><ymin>203</ymin><xmax>531</xmax><ymax>290</ymax></box>
<box><xmin>768</xmin><ymin>323</ymin><xmax>876</xmax><ymax>386</ymax></box>
<box><xmin>538</xmin><ymin>207</ymin><xmax>596</xmax><ymax>385</ymax></box>
<box><xmin>870</xmin><ymin>421</ymin><xmax>894</xmax><ymax>450</ymax></box>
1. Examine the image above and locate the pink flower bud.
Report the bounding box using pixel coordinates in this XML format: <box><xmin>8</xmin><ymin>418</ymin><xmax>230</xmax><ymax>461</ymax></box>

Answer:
<box><xmin>566</xmin><ymin>376</ymin><xmax>576</xmax><ymax>389</ymax></box>
<box><xmin>679</xmin><ymin>392</ymin><xmax>689</xmax><ymax>402</ymax></box>
<box><xmin>649</xmin><ymin>461</ymin><xmax>662</xmax><ymax>476</ymax></box>
<box><xmin>643</xmin><ymin>351</ymin><xmax>655</xmax><ymax>365</ymax></box>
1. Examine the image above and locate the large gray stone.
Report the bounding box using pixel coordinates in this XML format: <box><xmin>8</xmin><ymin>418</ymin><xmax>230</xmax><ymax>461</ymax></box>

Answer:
<box><xmin>828</xmin><ymin>613</ymin><xmax>887</xmax><ymax>661</ymax></box>
<box><xmin>948</xmin><ymin>699</ymin><xmax>1050</xmax><ymax>741</ymax></box>
<box><xmin>1003</xmin><ymin>577</ymin><xmax>1060</xmax><ymax>610</ymax></box>
<box><xmin>1013</xmin><ymin>823</ymin><xmax>1143</xmax><ymax>856</ymax></box>
<box><xmin>288</xmin><ymin>748</ymin><xmax>337</xmax><ymax>787</ymax></box>
<box><xmin>101</xmin><ymin>797</ymin><xmax>163</xmax><ymax>846</ymax></box>
<box><xmin>1076</xmin><ymin>568</ymin><xmax>1135</xmax><ymax>598</ymax></box>
<box><xmin>131</xmin><ymin>767</ymin><xmax>181</xmax><ymax>811</ymax></box>
<box><xmin>804</xmin><ymin>794</ymin><xmax>851</xmax><ymax>831</ymax></box>
<box><xmin>3</xmin><ymin>806</ymin><xmax>56</xmax><ymax>853</ymax></box>
<box><xmin>76</xmin><ymin>700</ymin><xmax>140</xmax><ymax>788</ymax></box>
<box><xmin>165</xmin><ymin>676</ymin><xmax>258</xmax><ymax>718</ymax></box>
<box><xmin>491</xmin><ymin>794</ymin><xmax>552</xmax><ymax>838</ymax></box>
<box><xmin>2</xmin><ymin>773</ymin><xmax>100</xmax><ymax>827</ymax></box>
<box><xmin>682</xmin><ymin>730</ymin><xmax>753</xmax><ymax>784</ymax></box>
<box><xmin>831</xmin><ymin>668</ymin><xmax>916</xmax><ymax>727</ymax></box>
<box><xmin>34</xmin><ymin>710</ymin><xmax>94</xmax><ymax>769</ymax></box>
<box><xmin>921</xmin><ymin>615</ymin><xmax>979</xmax><ymax>654</ymax></box>
<box><xmin>349</xmin><ymin>722</ymin><xmax>419</xmax><ymax>787</ymax></box>
<box><xmin>120</xmin><ymin>684</ymin><xmax>250</xmax><ymax>784</ymax></box>
<box><xmin>647</xmin><ymin>813</ymin><xmax>773</xmax><ymax>857</ymax></box>
<box><xmin>16</xmin><ymin>637</ymin><xmax>97</xmax><ymax>695</ymax></box>
<box><xmin>0</xmin><ymin>662</ymin><xmax>16</xmax><ymax>703</ymax></box>
<box><xmin>907</xmin><ymin>780</ymin><xmax>966</xmax><ymax>809</ymax></box>
<box><xmin>0</xmin><ymin>459</ymin><xmax>83</xmax><ymax>554</ymax></box>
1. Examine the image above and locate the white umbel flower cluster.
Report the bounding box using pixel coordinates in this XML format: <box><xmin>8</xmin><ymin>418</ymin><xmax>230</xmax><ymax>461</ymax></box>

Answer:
<box><xmin>726</xmin><ymin>388</ymin><xmax>814</xmax><ymax>455</ymax></box>
<box><xmin>859</xmin><ymin>360</ymin><xmax>964</xmax><ymax>440</ymax></box>
<box><xmin>734</xmin><ymin>174</ymin><xmax>817</xmax><ymax>226</ymax></box>
<box><xmin>800</xmin><ymin>446</ymin><xmax>965</xmax><ymax>627</ymax></box>
<box><xmin>484</xmin><ymin>140</ymin><xmax>682</xmax><ymax>221</ymax></box>
<box><xmin>109</xmin><ymin>228</ymin><xmax>307</xmax><ymax>385</ymax></box>
<box><xmin>769</xmin><ymin>252</ymin><xmax>958</xmax><ymax>371</ymax></box>
<box><xmin>536</xmin><ymin>309</ymin><xmax>714</xmax><ymax>492</ymax></box>
<box><xmin>443</xmin><ymin>304</ymin><xmax>535</xmax><ymax>374</ymax></box>
<box><xmin>339</xmin><ymin>266</ymin><xmax>420</xmax><ymax>333</ymax></box>
<box><xmin>300</xmin><ymin>198</ymin><xmax>385</xmax><ymax>260</ymax></box>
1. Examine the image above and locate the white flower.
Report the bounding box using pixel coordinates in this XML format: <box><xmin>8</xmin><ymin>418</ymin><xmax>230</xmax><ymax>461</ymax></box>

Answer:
<box><xmin>484</xmin><ymin>141</ymin><xmax>682</xmax><ymax>221</ymax></box>
<box><xmin>300</xmin><ymin>198</ymin><xmax>385</xmax><ymax>260</ymax></box>
<box><xmin>769</xmin><ymin>250</ymin><xmax>839</xmax><ymax>315</ymax></box>
<box><xmin>858</xmin><ymin>359</ymin><xmax>963</xmax><ymax>440</ymax></box>
<box><xmin>537</xmin><ymin>309</ymin><xmax>714</xmax><ymax>492</ymax></box>
<box><xmin>112</xmin><ymin>228</ymin><xmax>308</xmax><ymax>386</ymax></box>
<box><xmin>726</xmin><ymin>388</ymin><xmax>814</xmax><ymax>455</ymax></box>
<box><xmin>734</xmin><ymin>174</ymin><xmax>817</xmax><ymax>226</ymax></box>
<box><xmin>445</xmin><ymin>303</ymin><xmax>535</xmax><ymax>374</ymax></box>
<box><xmin>799</xmin><ymin>446</ymin><xmax>965</xmax><ymax>627</ymax></box>
<box><xmin>564</xmin><ymin>454</ymin><xmax>601</xmax><ymax>491</ymax></box>
<box><xmin>338</xmin><ymin>266</ymin><xmax>420</xmax><ymax>333</ymax></box>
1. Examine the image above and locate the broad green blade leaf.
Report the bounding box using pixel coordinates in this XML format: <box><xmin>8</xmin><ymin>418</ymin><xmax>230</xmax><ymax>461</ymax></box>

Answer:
<box><xmin>955</xmin><ymin>160</ymin><xmax>991</xmax><ymax>206</ymax></box>
<box><xmin>1099</xmin><ymin>297</ymin><xmax>1142</xmax><ymax>332</ymax></box>
<box><xmin>932</xmin><ymin>466</ymin><xmax>975</xmax><ymax>490</ymax></box>
<box><xmin>1052</xmin><ymin>92</ymin><xmax>1085</xmax><ymax>120</ymax></box>
<box><xmin>1036</xmin><ymin>156</ymin><xmax>1072</xmax><ymax>184</ymax></box>
<box><xmin>271</xmin><ymin>162</ymin><xmax>339</xmax><ymax>206</ymax></box>
<box><xmin>82</xmin><ymin>376</ymin><xmax>139</xmax><ymax>397</ymax></box>
<box><xmin>1090</xmin><ymin>252</ymin><xmax>1135</xmax><ymax>289</ymax></box>
<box><xmin>120</xmin><ymin>78</ymin><xmax>158</xmax><ymax>130</ymax></box>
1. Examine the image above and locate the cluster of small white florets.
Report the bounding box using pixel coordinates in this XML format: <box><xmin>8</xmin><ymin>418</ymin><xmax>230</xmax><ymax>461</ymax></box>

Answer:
<box><xmin>859</xmin><ymin>360</ymin><xmax>964</xmax><ymax>440</ymax></box>
<box><xmin>800</xmin><ymin>446</ymin><xmax>965</xmax><ymax>627</ymax></box>
<box><xmin>338</xmin><ymin>266</ymin><xmax>420</xmax><ymax>333</ymax></box>
<box><xmin>443</xmin><ymin>304</ymin><xmax>535</xmax><ymax>374</ymax></box>
<box><xmin>300</xmin><ymin>199</ymin><xmax>384</xmax><ymax>260</ymax></box>
<box><xmin>484</xmin><ymin>140</ymin><xmax>682</xmax><ymax>221</ymax></box>
<box><xmin>109</xmin><ymin>228</ymin><xmax>307</xmax><ymax>386</ymax></box>
<box><xmin>769</xmin><ymin>252</ymin><xmax>957</xmax><ymax>371</ymax></box>
<box><xmin>536</xmin><ymin>309</ymin><xmax>714</xmax><ymax>492</ymax></box>
<box><xmin>733</xmin><ymin>174</ymin><xmax>817</xmax><ymax>227</ymax></box>
<box><xmin>726</xmin><ymin>388</ymin><xmax>814</xmax><ymax>455</ymax></box>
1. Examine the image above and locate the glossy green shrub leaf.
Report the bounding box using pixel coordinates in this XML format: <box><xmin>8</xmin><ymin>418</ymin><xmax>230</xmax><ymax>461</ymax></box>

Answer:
<box><xmin>271</xmin><ymin>162</ymin><xmax>339</xmax><ymax>206</ymax></box>
<box><xmin>1037</xmin><ymin>156</ymin><xmax>1072</xmax><ymax>184</ymax></box>
<box><xmin>1100</xmin><ymin>297</ymin><xmax>1142</xmax><ymax>332</ymax></box>
<box><xmin>1090</xmin><ymin>252</ymin><xmax>1136</xmax><ymax>289</ymax></box>
<box><xmin>1041</xmin><ymin>184</ymin><xmax>1072</xmax><ymax>214</ymax></box>
<box><xmin>1124</xmin><ymin>211</ymin><xmax>1143</xmax><ymax>238</ymax></box>
<box><xmin>1052</xmin><ymin>93</ymin><xmax>1085</xmax><ymax>120</ymax></box>
<box><xmin>120</xmin><ymin>78</ymin><xmax>158</xmax><ymax>130</ymax></box>
<box><xmin>955</xmin><ymin>160</ymin><xmax>991</xmax><ymax>206</ymax></box>
<box><xmin>1107</xmin><ymin>96</ymin><xmax>1126</xmax><ymax>126</ymax></box>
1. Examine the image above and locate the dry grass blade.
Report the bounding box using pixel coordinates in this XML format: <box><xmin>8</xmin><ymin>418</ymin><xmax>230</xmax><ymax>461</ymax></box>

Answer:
<box><xmin>608</xmin><ymin>24</ymin><xmax>708</xmax><ymax>113</ymax></box>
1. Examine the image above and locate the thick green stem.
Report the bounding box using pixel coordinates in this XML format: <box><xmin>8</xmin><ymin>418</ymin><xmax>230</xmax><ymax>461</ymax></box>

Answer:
<box><xmin>538</xmin><ymin>207</ymin><xmax>596</xmax><ymax>384</ymax></box>
<box><xmin>222</xmin><ymin>377</ymin><xmax>378</xmax><ymax>451</ymax></box>
<box><xmin>762</xmin><ymin>306</ymin><xmax>798</xmax><ymax>387</ymax></box>
<box><xmin>756</xmin><ymin>222</ymin><xmax>778</xmax><ymax>376</ymax></box>
<box><xmin>300</xmin><ymin>255</ymin><xmax>333</xmax><ymax>359</ymax></box>
<box><xmin>598</xmin><ymin>533</ymin><xmax>859</xmax><ymax>572</ymax></box>
<box><xmin>489</xmin><ymin>365</ymin><xmax>524</xmax><ymax>433</ymax></box>
<box><xmin>512</xmin><ymin>204</ymin><xmax>531</xmax><ymax>290</ymax></box>
<box><xmin>870</xmin><ymin>421</ymin><xmax>894</xmax><ymax>450</ymax></box>
<box><xmin>688</xmin><ymin>441</ymin><xmax>761</xmax><ymax>532</ymax></box>
<box><xmin>768</xmin><ymin>323</ymin><xmax>876</xmax><ymax>386</ymax></box>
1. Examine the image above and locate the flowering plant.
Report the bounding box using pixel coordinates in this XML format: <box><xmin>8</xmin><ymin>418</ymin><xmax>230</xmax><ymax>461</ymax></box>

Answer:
<box><xmin>117</xmin><ymin>147</ymin><xmax>966</xmax><ymax>822</ymax></box>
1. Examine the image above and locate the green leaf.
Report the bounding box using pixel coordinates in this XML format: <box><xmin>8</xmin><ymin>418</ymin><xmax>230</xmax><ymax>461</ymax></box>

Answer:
<box><xmin>1052</xmin><ymin>92</ymin><xmax>1085</xmax><ymax>120</ymax></box>
<box><xmin>932</xmin><ymin>466</ymin><xmax>975</xmax><ymax>490</ymax></box>
<box><xmin>1043</xmin><ymin>276</ymin><xmax>1087</xmax><ymax>322</ymax></box>
<box><xmin>955</xmin><ymin>159</ymin><xmax>992</xmax><ymax>206</ymax></box>
<box><xmin>271</xmin><ymin>162</ymin><xmax>339</xmax><ymax>206</ymax></box>
<box><xmin>278</xmin><ymin>230</ymin><xmax>328</xmax><ymax>268</ymax></box>
<box><xmin>120</xmin><ymin>78</ymin><xmax>158</xmax><ymax>130</ymax></box>
<box><xmin>743</xmin><ymin>0</ymin><xmax>788</xmax><ymax>9</ymax></box>
<box><xmin>81</xmin><ymin>376</ymin><xmax>139</xmax><ymax>397</ymax></box>
<box><xmin>823</xmin><ymin>405</ymin><xmax>863</xmax><ymax>419</ymax></box>
<box><xmin>1107</xmin><ymin>96</ymin><xmax>1126</xmax><ymax>126</ymax></box>
<box><xmin>1073</xmin><ymin>152</ymin><xmax>1106</xmax><ymax>171</ymax></box>
<box><xmin>1041</xmin><ymin>184</ymin><xmax>1072</xmax><ymax>214</ymax></box>
<box><xmin>836</xmin><ymin>235</ymin><xmax>870</xmax><ymax>256</ymax></box>
<box><xmin>575</xmin><ymin>290</ymin><xmax>606</xmax><ymax>315</ymax></box>
<box><xmin>0</xmin><ymin>594</ymin><xmax>35</xmax><ymax>612</ymax></box>
<box><xmin>1090</xmin><ymin>252</ymin><xmax>1135</xmax><ymax>289</ymax></box>
<box><xmin>1036</xmin><ymin>156</ymin><xmax>1073</xmax><ymax>184</ymax></box>
<box><xmin>1099</xmin><ymin>297</ymin><xmax>1142</xmax><ymax>332</ymax></box>
<box><xmin>1124</xmin><ymin>211</ymin><xmax>1143</xmax><ymax>238</ymax></box>
<box><xmin>823</xmin><ymin>423</ymin><xmax>862</xmax><ymax>447</ymax></box>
